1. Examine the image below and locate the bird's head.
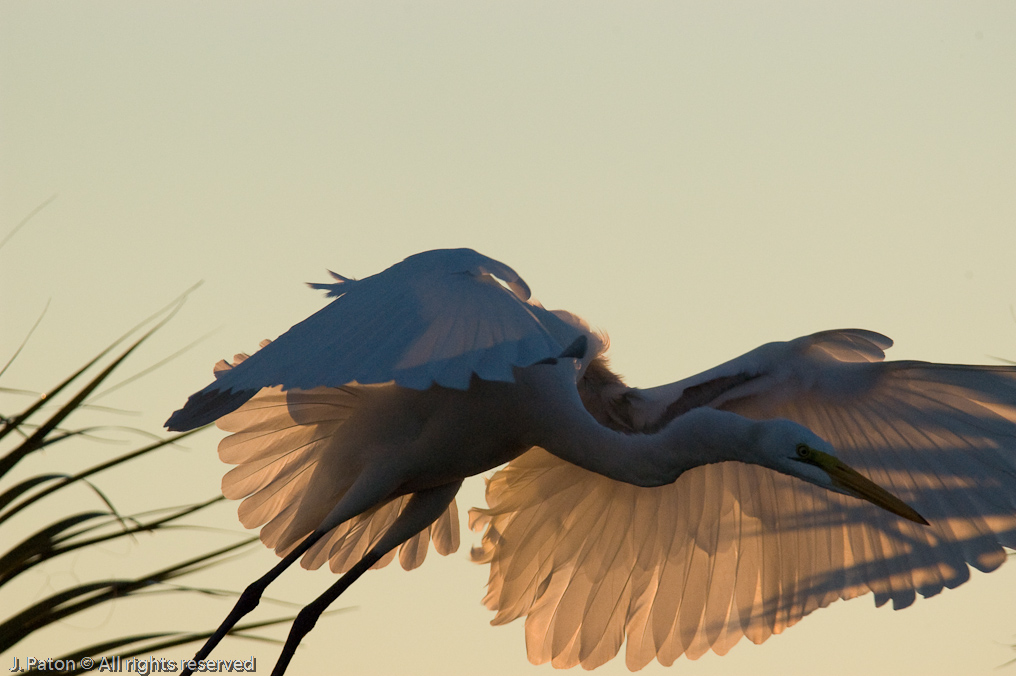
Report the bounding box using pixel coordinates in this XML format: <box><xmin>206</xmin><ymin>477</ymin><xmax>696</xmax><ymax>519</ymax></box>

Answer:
<box><xmin>758</xmin><ymin>420</ymin><xmax>928</xmax><ymax>525</ymax></box>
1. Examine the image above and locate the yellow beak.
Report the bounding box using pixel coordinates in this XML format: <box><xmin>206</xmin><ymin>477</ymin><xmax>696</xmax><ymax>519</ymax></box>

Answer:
<box><xmin>808</xmin><ymin>450</ymin><xmax>929</xmax><ymax>525</ymax></box>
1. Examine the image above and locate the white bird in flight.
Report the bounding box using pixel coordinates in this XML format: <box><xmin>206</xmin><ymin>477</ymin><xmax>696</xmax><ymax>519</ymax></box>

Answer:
<box><xmin>166</xmin><ymin>248</ymin><xmax>1016</xmax><ymax>675</ymax></box>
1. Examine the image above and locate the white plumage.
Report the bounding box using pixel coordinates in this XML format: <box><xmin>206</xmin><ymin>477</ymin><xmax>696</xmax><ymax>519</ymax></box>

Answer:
<box><xmin>470</xmin><ymin>329</ymin><xmax>1016</xmax><ymax>668</ymax></box>
<box><xmin>170</xmin><ymin>249</ymin><xmax>582</xmax><ymax>429</ymax></box>
<box><xmin>213</xmin><ymin>351</ymin><xmax>460</xmax><ymax>573</ymax></box>
<box><xmin>166</xmin><ymin>248</ymin><xmax>1016</xmax><ymax>675</ymax></box>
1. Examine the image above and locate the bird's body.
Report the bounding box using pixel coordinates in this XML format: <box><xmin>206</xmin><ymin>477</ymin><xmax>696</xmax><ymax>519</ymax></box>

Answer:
<box><xmin>304</xmin><ymin>379</ymin><xmax>530</xmax><ymax>495</ymax></box>
<box><xmin>167</xmin><ymin>248</ymin><xmax>1016</xmax><ymax>674</ymax></box>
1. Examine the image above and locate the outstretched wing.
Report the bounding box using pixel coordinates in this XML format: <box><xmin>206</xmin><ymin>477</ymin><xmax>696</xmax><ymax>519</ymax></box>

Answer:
<box><xmin>211</xmin><ymin>346</ymin><xmax>460</xmax><ymax>572</ymax></box>
<box><xmin>166</xmin><ymin>248</ymin><xmax>581</xmax><ymax>430</ymax></box>
<box><xmin>470</xmin><ymin>329</ymin><xmax>1016</xmax><ymax>669</ymax></box>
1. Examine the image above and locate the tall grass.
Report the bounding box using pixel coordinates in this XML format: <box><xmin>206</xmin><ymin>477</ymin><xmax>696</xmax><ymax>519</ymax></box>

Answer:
<box><xmin>0</xmin><ymin>293</ymin><xmax>293</xmax><ymax>674</ymax></box>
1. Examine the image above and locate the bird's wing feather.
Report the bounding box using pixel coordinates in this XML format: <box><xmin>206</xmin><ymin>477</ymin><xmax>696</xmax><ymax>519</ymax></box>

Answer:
<box><xmin>166</xmin><ymin>248</ymin><xmax>581</xmax><ymax>430</ymax></box>
<box><xmin>470</xmin><ymin>329</ymin><xmax>1016</xmax><ymax>668</ymax></box>
<box><xmin>218</xmin><ymin>383</ymin><xmax>459</xmax><ymax>573</ymax></box>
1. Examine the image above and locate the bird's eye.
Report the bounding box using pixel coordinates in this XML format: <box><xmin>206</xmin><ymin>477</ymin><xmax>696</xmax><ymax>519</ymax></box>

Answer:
<box><xmin>796</xmin><ymin>444</ymin><xmax>811</xmax><ymax>458</ymax></box>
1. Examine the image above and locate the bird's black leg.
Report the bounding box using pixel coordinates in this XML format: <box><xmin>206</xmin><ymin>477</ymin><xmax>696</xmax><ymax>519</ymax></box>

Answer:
<box><xmin>269</xmin><ymin>480</ymin><xmax>463</xmax><ymax>676</ymax></box>
<box><xmin>180</xmin><ymin>536</ymin><xmax>319</xmax><ymax>676</ymax></box>
<box><xmin>268</xmin><ymin>547</ymin><xmax>382</xmax><ymax>676</ymax></box>
<box><xmin>182</xmin><ymin>471</ymin><xmax>408</xmax><ymax>676</ymax></box>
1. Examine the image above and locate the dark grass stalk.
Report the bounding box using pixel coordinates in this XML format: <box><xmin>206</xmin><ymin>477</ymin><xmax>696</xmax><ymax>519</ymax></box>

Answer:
<box><xmin>0</xmin><ymin>292</ymin><xmax>284</xmax><ymax>664</ymax></box>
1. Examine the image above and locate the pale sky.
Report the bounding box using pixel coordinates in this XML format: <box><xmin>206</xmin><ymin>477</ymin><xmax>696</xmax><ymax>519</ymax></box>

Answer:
<box><xmin>2</xmin><ymin>2</ymin><xmax>1016</xmax><ymax>675</ymax></box>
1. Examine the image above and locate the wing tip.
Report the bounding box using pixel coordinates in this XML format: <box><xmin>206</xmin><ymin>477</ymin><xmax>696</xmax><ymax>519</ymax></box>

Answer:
<box><xmin>165</xmin><ymin>386</ymin><xmax>259</xmax><ymax>431</ymax></box>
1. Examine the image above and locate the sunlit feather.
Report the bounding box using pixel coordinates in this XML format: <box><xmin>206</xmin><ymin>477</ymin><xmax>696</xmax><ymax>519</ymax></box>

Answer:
<box><xmin>165</xmin><ymin>249</ymin><xmax>1016</xmax><ymax>675</ymax></box>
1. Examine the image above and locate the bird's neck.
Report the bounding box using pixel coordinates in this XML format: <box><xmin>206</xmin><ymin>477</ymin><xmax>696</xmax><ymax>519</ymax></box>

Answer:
<box><xmin>658</xmin><ymin>406</ymin><xmax>763</xmax><ymax>474</ymax></box>
<box><xmin>621</xmin><ymin>407</ymin><xmax>764</xmax><ymax>486</ymax></box>
<box><xmin>521</xmin><ymin>363</ymin><xmax>762</xmax><ymax>487</ymax></box>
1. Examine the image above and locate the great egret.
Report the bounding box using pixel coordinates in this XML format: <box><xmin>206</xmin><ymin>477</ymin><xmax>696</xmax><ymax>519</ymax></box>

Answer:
<box><xmin>166</xmin><ymin>248</ymin><xmax>1016</xmax><ymax>675</ymax></box>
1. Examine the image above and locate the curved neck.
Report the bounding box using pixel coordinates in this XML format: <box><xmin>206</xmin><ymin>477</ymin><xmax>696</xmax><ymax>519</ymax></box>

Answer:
<box><xmin>519</xmin><ymin>363</ymin><xmax>762</xmax><ymax>487</ymax></box>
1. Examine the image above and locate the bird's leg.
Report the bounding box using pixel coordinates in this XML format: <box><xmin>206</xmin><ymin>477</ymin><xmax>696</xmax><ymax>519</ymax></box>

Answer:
<box><xmin>182</xmin><ymin>470</ymin><xmax>406</xmax><ymax>676</ymax></box>
<box><xmin>180</xmin><ymin>540</ymin><xmax>312</xmax><ymax>675</ymax></box>
<box><xmin>269</xmin><ymin>480</ymin><xmax>463</xmax><ymax>676</ymax></box>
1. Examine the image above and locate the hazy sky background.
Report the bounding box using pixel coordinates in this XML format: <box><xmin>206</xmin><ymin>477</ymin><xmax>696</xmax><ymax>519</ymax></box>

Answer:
<box><xmin>3</xmin><ymin>2</ymin><xmax>1016</xmax><ymax>675</ymax></box>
